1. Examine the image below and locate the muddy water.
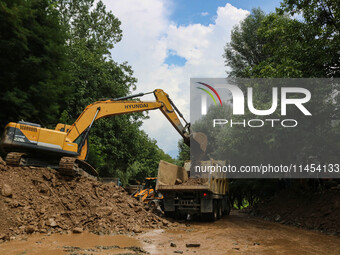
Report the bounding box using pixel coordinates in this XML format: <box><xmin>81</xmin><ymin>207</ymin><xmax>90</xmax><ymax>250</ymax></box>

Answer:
<box><xmin>0</xmin><ymin>232</ymin><xmax>143</xmax><ymax>255</ymax></box>
<box><xmin>138</xmin><ymin>212</ymin><xmax>340</xmax><ymax>255</ymax></box>
<box><xmin>0</xmin><ymin>211</ymin><xmax>339</xmax><ymax>254</ymax></box>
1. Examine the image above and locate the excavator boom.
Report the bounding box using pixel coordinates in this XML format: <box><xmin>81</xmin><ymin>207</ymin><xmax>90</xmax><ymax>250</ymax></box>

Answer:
<box><xmin>66</xmin><ymin>89</ymin><xmax>191</xmax><ymax>154</ymax></box>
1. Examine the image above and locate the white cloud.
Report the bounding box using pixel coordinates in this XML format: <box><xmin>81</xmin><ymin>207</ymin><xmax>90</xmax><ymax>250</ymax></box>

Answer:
<box><xmin>103</xmin><ymin>0</ymin><xmax>249</xmax><ymax>157</ymax></box>
<box><xmin>201</xmin><ymin>11</ymin><xmax>209</xmax><ymax>16</ymax></box>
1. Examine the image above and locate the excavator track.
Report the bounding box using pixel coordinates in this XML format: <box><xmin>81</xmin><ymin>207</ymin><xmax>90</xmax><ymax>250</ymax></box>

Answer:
<box><xmin>5</xmin><ymin>152</ymin><xmax>27</xmax><ymax>166</ymax></box>
<box><xmin>5</xmin><ymin>153</ymin><xmax>98</xmax><ymax>179</ymax></box>
<box><xmin>59</xmin><ymin>157</ymin><xmax>98</xmax><ymax>179</ymax></box>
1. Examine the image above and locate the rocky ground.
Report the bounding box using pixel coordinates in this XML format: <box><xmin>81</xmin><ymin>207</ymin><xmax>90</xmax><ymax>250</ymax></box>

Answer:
<box><xmin>1</xmin><ymin>211</ymin><xmax>339</xmax><ymax>255</ymax></box>
<box><xmin>246</xmin><ymin>188</ymin><xmax>340</xmax><ymax>236</ymax></box>
<box><xmin>0</xmin><ymin>158</ymin><xmax>170</xmax><ymax>241</ymax></box>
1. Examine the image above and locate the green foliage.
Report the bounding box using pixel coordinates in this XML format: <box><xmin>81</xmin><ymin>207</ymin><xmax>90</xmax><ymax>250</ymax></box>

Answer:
<box><xmin>0</xmin><ymin>0</ymin><xmax>176</xmax><ymax>184</ymax></box>
<box><xmin>254</xmin><ymin>13</ymin><xmax>338</xmax><ymax>78</ymax></box>
<box><xmin>0</xmin><ymin>0</ymin><xmax>69</xmax><ymax>126</ymax></box>
<box><xmin>116</xmin><ymin>131</ymin><xmax>177</xmax><ymax>186</ymax></box>
<box><xmin>280</xmin><ymin>0</ymin><xmax>340</xmax><ymax>77</ymax></box>
<box><xmin>280</xmin><ymin>0</ymin><xmax>339</xmax><ymax>33</ymax></box>
<box><xmin>176</xmin><ymin>139</ymin><xmax>190</xmax><ymax>166</ymax></box>
<box><xmin>223</xmin><ymin>8</ymin><xmax>267</xmax><ymax>77</ymax></box>
<box><xmin>222</xmin><ymin>6</ymin><xmax>340</xmax><ymax>165</ymax></box>
<box><xmin>221</xmin><ymin>5</ymin><xmax>340</xmax><ymax>206</ymax></box>
<box><xmin>225</xmin><ymin>4</ymin><xmax>339</xmax><ymax>78</ymax></box>
<box><xmin>229</xmin><ymin>179</ymin><xmax>281</xmax><ymax>209</ymax></box>
<box><xmin>56</xmin><ymin>0</ymin><xmax>176</xmax><ymax>182</ymax></box>
<box><xmin>192</xmin><ymin>104</ymin><xmax>233</xmax><ymax>160</ymax></box>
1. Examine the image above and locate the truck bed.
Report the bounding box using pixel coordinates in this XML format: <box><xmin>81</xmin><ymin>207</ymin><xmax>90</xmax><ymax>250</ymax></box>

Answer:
<box><xmin>156</xmin><ymin>160</ymin><xmax>228</xmax><ymax>196</ymax></box>
<box><xmin>157</xmin><ymin>184</ymin><xmax>210</xmax><ymax>191</ymax></box>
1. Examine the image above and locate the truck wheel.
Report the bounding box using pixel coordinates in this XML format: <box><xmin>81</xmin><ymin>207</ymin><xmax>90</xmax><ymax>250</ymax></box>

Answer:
<box><xmin>175</xmin><ymin>211</ymin><xmax>186</xmax><ymax>220</ymax></box>
<box><xmin>213</xmin><ymin>200</ymin><xmax>218</xmax><ymax>221</ymax></box>
<box><xmin>224</xmin><ymin>198</ymin><xmax>231</xmax><ymax>216</ymax></box>
<box><xmin>202</xmin><ymin>212</ymin><xmax>214</xmax><ymax>222</ymax></box>
<box><xmin>217</xmin><ymin>200</ymin><xmax>222</xmax><ymax>219</ymax></box>
<box><xmin>164</xmin><ymin>211</ymin><xmax>175</xmax><ymax>218</ymax></box>
<box><xmin>201</xmin><ymin>201</ymin><xmax>218</xmax><ymax>221</ymax></box>
<box><xmin>148</xmin><ymin>200</ymin><xmax>157</xmax><ymax>210</ymax></box>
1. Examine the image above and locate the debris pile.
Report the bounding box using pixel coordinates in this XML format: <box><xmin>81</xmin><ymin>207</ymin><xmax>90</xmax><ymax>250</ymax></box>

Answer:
<box><xmin>181</xmin><ymin>178</ymin><xmax>207</xmax><ymax>186</ymax></box>
<box><xmin>0</xmin><ymin>158</ymin><xmax>170</xmax><ymax>240</ymax></box>
<box><xmin>249</xmin><ymin>189</ymin><xmax>340</xmax><ymax>235</ymax></box>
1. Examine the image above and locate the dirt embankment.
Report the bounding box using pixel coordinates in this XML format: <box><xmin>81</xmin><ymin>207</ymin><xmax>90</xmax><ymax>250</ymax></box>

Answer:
<box><xmin>247</xmin><ymin>189</ymin><xmax>340</xmax><ymax>236</ymax></box>
<box><xmin>0</xmin><ymin>158</ymin><xmax>170</xmax><ymax>241</ymax></box>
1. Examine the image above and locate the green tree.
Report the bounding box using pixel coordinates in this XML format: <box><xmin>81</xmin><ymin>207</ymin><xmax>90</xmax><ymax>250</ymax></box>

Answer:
<box><xmin>280</xmin><ymin>0</ymin><xmax>339</xmax><ymax>33</ymax></box>
<box><xmin>221</xmin><ymin>5</ymin><xmax>340</xmax><ymax>205</ymax></box>
<box><xmin>225</xmin><ymin>5</ymin><xmax>339</xmax><ymax>78</ymax></box>
<box><xmin>222</xmin><ymin>6</ymin><xmax>339</xmax><ymax>164</ymax></box>
<box><xmin>177</xmin><ymin>139</ymin><xmax>190</xmax><ymax>166</ymax></box>
<box><xmin>280</xmin><ymin>0</ymin><xmax>340</xmax><ymax>77</ymax></box>
<box><xmin>117</xmin><ymin>131</ymin><xmax>177</xmax><ymax>186</ymax></box>
<box><xmin>56</xmin><ymin>0</ymin><xmax>175</xmax><ymax>180</ymax></box>
<box><xmin>253</xmin><ymin>13</ymin><xmax>338</xmax><ymax>78</ymax></box>
<box><xmin>0</xmin><ymin>0</ymin><xmax>69</xmax><ymax>127</ymax></box>
<box><xmin>223</xmin><ymin>8</ymin><xmax>267</xmax><ymax>77</ymax></box>
<box><xmin>0</xmin><ymin>0</ymin><xmax>178</xmax><ymax>183</ymax></box>
<box><xmin>56</xmin><ymin>0</ymin><xmax>139</xmax><ymax>176</ymax></box>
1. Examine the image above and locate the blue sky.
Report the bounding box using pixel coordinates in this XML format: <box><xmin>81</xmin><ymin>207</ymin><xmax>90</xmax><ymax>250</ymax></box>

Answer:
<box><xmin>107</xmin><ymin>0</ymin><xmax>284</xmax><ymax>158</ymax></box>
<box><xmin>164</xmin><ymin>0</ymin><xmax>282</xmax><ymax>67</ymax></box>
<box><xmin>170</xmin><ymin>0</ymin><xmax>282</xmax><ymax>26</ymax></box>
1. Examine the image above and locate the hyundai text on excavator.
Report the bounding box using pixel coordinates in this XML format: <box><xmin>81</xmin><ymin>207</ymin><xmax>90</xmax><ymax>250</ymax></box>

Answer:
<box><xmin>0</xmin><ymin>89</ymin><xmax>207</xmax><ymax>177</ymax></box>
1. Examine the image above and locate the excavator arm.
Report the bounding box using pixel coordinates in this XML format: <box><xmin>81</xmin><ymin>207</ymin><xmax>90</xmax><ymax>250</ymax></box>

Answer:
<box><xmin>66</xmin><ymin>89</ymin><xmax>193</xmax><ymax>159</ymax></box>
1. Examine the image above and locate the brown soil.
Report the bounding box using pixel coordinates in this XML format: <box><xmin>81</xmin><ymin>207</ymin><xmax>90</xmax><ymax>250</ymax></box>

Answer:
<box><xmin>0</xmin><ymin>158</ymin><xmax>170</xmax><ymax>241</ymax></box>
<box><xmin>247</xmin><ymin>189</ymin><xmax>340</xmax><ymax>236</ymax></box>
<box><xmin>140</xmin><ymin>211</ymin><xmax>340</xmax><ymax>255</ymax></box>
<box><xmin>1</xmin><ymin>211</ymin><xmax>339</xmax><ymax>255</ymax></box>
<box><xmin>180</xmin><ymin>178</ymin><xmax>208</xmax><ymax>185</ymax></box>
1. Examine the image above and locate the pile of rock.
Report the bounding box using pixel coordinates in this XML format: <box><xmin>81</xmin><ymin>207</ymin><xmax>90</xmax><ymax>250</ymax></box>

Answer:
<box><xmin>0</xmin><ymin>158</ymin><xmax>170</xmax><ymax>240</ymax></box>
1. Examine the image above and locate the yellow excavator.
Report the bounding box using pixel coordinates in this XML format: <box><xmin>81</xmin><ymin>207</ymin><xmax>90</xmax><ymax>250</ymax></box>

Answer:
<box><xmin>1</xmin><ymin>89</ymin><xmax>207</xmax><ymax>176</ymax></box>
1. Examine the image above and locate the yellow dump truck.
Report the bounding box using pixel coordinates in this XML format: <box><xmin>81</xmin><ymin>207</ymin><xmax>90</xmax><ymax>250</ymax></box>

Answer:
<box><xmin>156</xmin><ymin>160</ymin><xmax>231</xmax><ymax>221</ymax></box>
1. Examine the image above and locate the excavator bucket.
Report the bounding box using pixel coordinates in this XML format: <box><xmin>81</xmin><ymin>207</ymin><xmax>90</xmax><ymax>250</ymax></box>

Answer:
<box><xmin>188</xmin><ymin>131</ymin><xmax>208</xmax><ymax>166</ymax></box>
<box><xmin>191</xmin><ymin>132</ymin><xmax>207</xmax><ymax>153</ymax></box>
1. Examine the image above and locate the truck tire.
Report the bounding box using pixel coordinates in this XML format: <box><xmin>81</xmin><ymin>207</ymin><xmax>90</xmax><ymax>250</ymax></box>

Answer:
<box><xmin>175</xmin><ymin>211</ymin><xmax>186</xmax><ymax>220</ymax></box>
<box><xmin>203</xmin><ymin>200</ymin><xmax>219</xmax><ymax>221</ymax></box>
<box><xmin>148</xmin><ymin>200</ymin><xmax>157</xmax><ymax>210</ymax></box>
<box><xmin>201</xmin><ymin>200</ymin><xmax>218</xmax><ymax>222</ymax></box>
<box><xmin>164</xmin><ymin>211</ymin><xmax>175</xmax><ymax>218</ymax></box>
<box><xmin>202</xmin><ymin>212</ymin><xmax>214</xmax><ymax>221</ymax></box>
<box><xmin>224</xmin><ymin>198</ymin><xmax>231</xmax><ymax>216</ymax></box>
<box><xmin>213</xmin><ymin>200</ymin><xmax>219</xmax><ymax>221</ymax></box>
<box><xmin>217</xmin><ymin>200</ymin><xmax>222</xmax><ymax>219</ymax></box>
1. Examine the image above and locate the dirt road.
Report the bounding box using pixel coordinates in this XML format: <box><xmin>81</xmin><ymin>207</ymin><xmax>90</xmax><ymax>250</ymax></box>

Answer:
<box><xmin>0</xmin><ymin>211</ymin><xmax>339</xmax><ymax>255</ymax></box>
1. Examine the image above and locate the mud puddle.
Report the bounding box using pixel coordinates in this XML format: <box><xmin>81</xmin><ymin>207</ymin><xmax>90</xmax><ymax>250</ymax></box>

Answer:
<box><xmin>137</xmin><ymin>211</ymin><xmax>340</xmax><ymax>255</ymax></box>
<box><xmin>0</xmin><ymin>232</ymin><xmax>145</xmax><ymax>255</ymax></box>
<box><xmin>1</xmin><ymin>211</ymin><xmax>339</xmax><ymax>254</ymax></box>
